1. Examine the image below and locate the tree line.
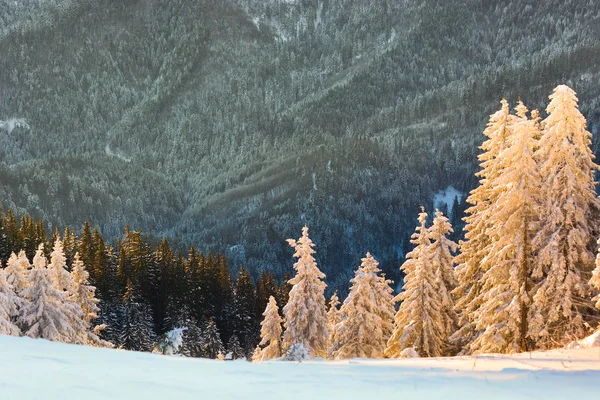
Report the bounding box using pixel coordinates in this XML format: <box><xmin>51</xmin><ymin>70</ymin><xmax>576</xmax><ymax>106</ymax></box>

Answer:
<box><xmin>254</xmin><ymin>85</ymin><xmax>600</xmax><ymax>361</ymax></box>
<box><xmin>0</xmin><ymin>210</ymin><xmax>291</xmax><ymax>359</ymax></box>
<box><xmin>3</xmin><ymin>84</ymin><xmax>600</xmax><ymax>361</ymax></box>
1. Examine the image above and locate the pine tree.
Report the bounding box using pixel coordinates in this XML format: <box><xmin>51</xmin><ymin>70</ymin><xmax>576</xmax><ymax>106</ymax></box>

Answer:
<box><xmin>333</xmin><ymin>253</ymin><xmax>394</xmax><ymax>359</ymax></box>
<box><xmin>226</xmin><ymin>334</ymin><xmax>246</xmax><ymax>360</ymax></box>
<box><xmin>452</xmin><ymin>100</ymin><xmax>514</xmax><ymax>351</ymax></box>
<box><xmin>62</xmin><ymin>227</ymin><xmax>78</xmax><ymax>267</ymax></box>
<box><xmin>469</xmin><ymin>102</ymin><xmax>541</xmax><ymax>354</ymax></box>
<box><xmin>4</xmin><ymin>251</ymin><xmax>30</xmax><ymax>296</ymax></box>
<box><xmin>78</xmin><ymin>221</ymin><xmax>95</xmax><ymax>273</ymax></box>
<box><xmin>18</xmin><ymin>245</ymin><xmax>88</xmax><ymax>344</ymax></box>
<box><xmin>255</xmin><ymin>270</ymin><xmax>278</xmax><ymax>320</ymax></box>
<box><xmin>282</xmin><ymin>226</ymin><xmax>328</xmax><ymax>358</ymax></box>
<box><xmin>428</xmin><ymin>210</ymin><xmax>458</xmax><ymax>354</ymax></box>
<box><xmin>71</xmin><ymin>252</ymin><xmax>100</xmax><ymax>327</ymax></box>
<box><xmin>386</xmin><ymin>209</ymin><xmax>444</xmax><ymax>358</ymax></box>
<box><xmin>203</xmin><ymin>317</ymin><xmax>224</xmax><ymax>359</ymax></box>
<box><xmin>233</xmin><ymin>266</ymin><xmax>258</xmax><ymax>355</ymax></box>
<box><xmin>254</xmin><ymin>296</ymin><xmax>282</xmax><ymax>362</ymax></box>
<box><xmin>180</xmin><ymin>318</ymin><xmax>206</xmax><ymax>358</ymax></box>
<box><xmin>326</xmin><ymin>291</ymin><xmax>341</xmax><ymax>356</ymax></box>
<box><xmin>214</xmin><ymin>254</ymin><xmax>235</xmax><ymax>344</ymax></box>
<box><xmin>530</xmin><ymin>85</ymin><xmax>600</xmax><ymax>347</ymax></box>
<box><xmin>120</xmin><ymin>278</ymin><xmax>156</xmax><ymax>352</ymax></box>
<box><xmin>0</xmin><ymin>266</ymin><xmax>21</xmax><ymax>336</ymax></box>
<box><xmin>90</xmin><ymin>230</ymin><xmax>110</xmax><ymax>300</ymax></box>
<box><xmin>49</xmin><ymin>239</ymin><xmax>75</xmax><ymax>294</ymax></box>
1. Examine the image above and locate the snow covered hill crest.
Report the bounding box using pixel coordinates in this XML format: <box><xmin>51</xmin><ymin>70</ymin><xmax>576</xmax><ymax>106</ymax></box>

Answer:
<box><xmin>1</xmin><ymin>335</ymin><xmax>599</xmax><ymax>400</ymax></box>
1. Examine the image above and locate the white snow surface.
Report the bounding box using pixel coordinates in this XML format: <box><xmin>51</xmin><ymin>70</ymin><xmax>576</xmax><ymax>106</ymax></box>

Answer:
<box><xmin>1</xmin><ymin>335</ymin><xmax>599</xmax><ymax>399</ymax></box>
<box><xmin>569</xmin><ymin>330</ymin><xmax>600</xmax><ymax>349</ymax></box>
<box><xmin>433</xmin><ymin>186</ymin><xmax>463</xmax><ymax>217</ymax></box>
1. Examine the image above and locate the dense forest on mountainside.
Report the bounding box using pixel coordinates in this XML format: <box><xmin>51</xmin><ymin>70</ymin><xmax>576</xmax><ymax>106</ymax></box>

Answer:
<box><xmin>0</xmin><ymin>207</ymin><xmax>290</xmax><ymax>356</ymax></box>
<box><xmin>1</xmin><ymin>0</ymin><xmax>600</xmax><ymax>291</ymax></box>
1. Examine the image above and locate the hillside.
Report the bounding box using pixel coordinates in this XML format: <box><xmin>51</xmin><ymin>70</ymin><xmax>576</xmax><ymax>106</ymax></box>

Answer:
<box><xmin>1</xmin><ymin>0</ymin><xmax>600</xmax><ymax>286</ymax></box>
<box><xmin>0</xmin><ymin>335</ymin><xmax>599</xmax><ymax>399</ymax></box>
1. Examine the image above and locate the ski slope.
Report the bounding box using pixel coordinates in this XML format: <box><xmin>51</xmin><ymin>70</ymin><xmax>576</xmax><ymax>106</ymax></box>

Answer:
<box><xmin>0</xmin><ymin>335</ymin><xmax>599</xmax><ymax>400</ymax></box>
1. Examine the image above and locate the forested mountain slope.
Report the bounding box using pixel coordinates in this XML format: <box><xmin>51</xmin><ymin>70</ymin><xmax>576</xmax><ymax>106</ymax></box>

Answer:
<box><xmin>1</xmin><ymin>0</ymin><xmax>599</xmax><ymax>291</ymax></box>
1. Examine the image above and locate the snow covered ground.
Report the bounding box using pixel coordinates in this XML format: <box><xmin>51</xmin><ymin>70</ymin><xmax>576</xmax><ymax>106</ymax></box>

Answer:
<box><xmin>0</xmin><ymin>335</ymin><xmax>599</xmax><ymax>400</ymax></box>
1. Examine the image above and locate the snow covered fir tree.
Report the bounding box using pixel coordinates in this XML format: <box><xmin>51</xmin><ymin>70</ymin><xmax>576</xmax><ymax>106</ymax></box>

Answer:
<box><xmin>2</xmin><ymin>84</ymin><xmax>600</xmax><ymax>362</ymax></box>
<box><xmin>282</xmin><ymin>226</ymin><xmax>329</xmax><ymax>359</ymax></box>
<box><xmin>332</xmin><ymin>253</ymin><xmax>394</xmax><ymax>359</ymax></box>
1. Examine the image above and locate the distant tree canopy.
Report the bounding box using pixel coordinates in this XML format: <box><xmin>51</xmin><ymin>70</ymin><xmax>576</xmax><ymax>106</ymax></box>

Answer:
<box><xmin>1</xmin><ymin>0</ymin><xmax>600</xmax><ymax>292</ymax></box>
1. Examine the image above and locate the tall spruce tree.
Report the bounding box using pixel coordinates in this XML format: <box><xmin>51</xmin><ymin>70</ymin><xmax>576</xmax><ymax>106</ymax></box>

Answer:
<box><xmin>233</xmin><ymin>266</ymin><xmax>258</xmax><ymax>355</ymax></box>
<box><xmin>428</xmin><ymin>210</ymin><xmax>458</xmax><ymax>354</ymax></box>
<box><xmin>386</xmin><ymin>209</ymin><xmax>444</xmax><ymax>358</ymax></box>
<box><xmin>282</xmin><ymin>226</ymin><xmax>328</xmax><ymax>358</ymax></box>
<box><xmin>333</xmin><ymin>253</ymin><xmax>394</xmax><ymax>359</ymax></box>
<box><xmin>452</xmin><ymin>100</ymin><xmax>514</xmax><ymax>351</ymax></box>
<box><xmin>469</xmin><ymin>102</ymin><xmax>541</xmax><ymax>354</ymax></box>
<box><xmin>530</xmin><ymin>85</ymin><xmax>600</xmax><ymax>347</ymax></box>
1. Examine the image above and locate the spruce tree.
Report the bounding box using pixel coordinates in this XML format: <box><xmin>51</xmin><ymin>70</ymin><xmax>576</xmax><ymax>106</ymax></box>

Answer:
<box><xmin>326</xmin><ymin>291</ymin><xmax>341</xmax><ymax>355</ymax></box>
<box><xmin>180</xmin><ymin>318</ymin><xmax>206</xmax><ymax>358</ymax></box>
<box><xmin>226</xmin><ymin>334</ymin><xmax>246</xmax><ymax>360</ymax></box>
<box><xmin>203</xmin><ymin>317</ymin><xmax>225</xmax><ymax>359</ymax></box>
<box><xmin>452</xmin><ymin>100</ymin><xmax>514</xmax><ymax>351</ymax></box>
<box><xmin>470</xmin><ymin>102</ymin><xmax>541</xmax><ymax>354</ymax></box>
<box><xmin>49</xmin><ymin>239</ymin><xmax>74</xmax><ymax>294</ymax></box>
<box><xmin>0</xmin><ymin>266</ymin><xmax>21</xmax><ymax>336</ymax></box>
<box><xmin>78</xmin><ymin>221</ymin><xmax>95</xmax><ymax>272</ymax></box>
<box><xmin>233</xmin><ymin>266</ymin><xmax>258</xmax><ymax>355</ymax></box>
<box><xmin>282</xmin><ymin>226</ymin><xmax>328</xmax><ymax>358</ymax></box>
<box><xmin>254</xmin><ymin>296</ymin><xmax>283</xmax><ymax>362</ymax></box>
<box><xmin>71</xmin><ymin>252</ymin><xmax>100</xmax><ymax>327</ymax></box>
<box><xmin>530</xmin><ymin>85</ymin><xmax>600</xmax><ymax>347</ymax></box>
<box><xmin>62</xmin><ymin>227</ymin><xmax>78</xmax><ymax>267</ymax></box>
<box><xmin>5</xmin><ymin>251</ymin><xmax>30</xmax><ymax>296</ymax></box>
<box><xmin>255</xmin><ymin>270</ymin><xmax>278</xmax><ymax>320</ymax></box>
<box><xmin>18</xmin><ymin>245</ymin><xmax>88</xmax><ymax>344</ymax></box>
<box><xmin>429</xmin><ymin>210</ymin><xmax>458</xmax><ymax>354</ymax></box>
<box><xmin>386</xmin><ymin>209</ymin><xmax>444</xmax><ymax>358</ymax></box>
<box><xmin>120</xmin><ymin>278</ymin><xmax>156</xmax><ymax>352</ymax></box>
<box><xmin>333</xmin><ymin>253</ymin><xmax>394</xmax><ymax>359</ymax></box>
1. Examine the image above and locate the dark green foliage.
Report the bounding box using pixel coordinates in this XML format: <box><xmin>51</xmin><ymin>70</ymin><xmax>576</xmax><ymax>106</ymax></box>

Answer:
<box><xmin>4</xmin><ymin>0</ymin><xmax>599</xmax><ymax>293</ymax></box>
<box><xmin>203</xmin><ymin>317</ymin><xmax>225</xmax><ymax>359</ymax></box>
<box><xmin>233</xmin><ymin>267</ymin><xmax>259</xmax><ymax>355</ymax></box>
<box><xmin>120</xmin><ymin>279</ymin><xmax>157</xmax><ymax>352</ymax></box>
<box><xmin>180</xmin><ymin>319</ymin><xmax>206</xmax><ymax>358</ymax></box>
<box><xmin>226</xmin><ymin>334</ymin><xmax>246</xmax><ymax>360</ymax></box>
<box><xmin>0</xmin><ymin>206</ymin><xmax>275</xmax><ymax>355</ymax></box>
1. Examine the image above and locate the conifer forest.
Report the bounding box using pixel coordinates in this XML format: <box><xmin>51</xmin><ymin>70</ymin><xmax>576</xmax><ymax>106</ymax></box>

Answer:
<box><xmin>1</xmin><ymin>4</ymin><xmax>600</xmax><ymax>398</ymax></box>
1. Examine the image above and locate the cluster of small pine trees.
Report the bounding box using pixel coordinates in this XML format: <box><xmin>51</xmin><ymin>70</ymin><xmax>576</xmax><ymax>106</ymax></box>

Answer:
<box><xmin>0</xmin><ymin>210</ymin><xmax>291</xmax><ymax>359</ymax></box>
<box><xmin>0</xmin><ymin>239</ymin><xmax>106</xmax><ymax>345</ymax></box>
<box><xmin>254</xmin><ymin>85</ymin><xmax>600</xmax><ymax>361</ymax></box>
